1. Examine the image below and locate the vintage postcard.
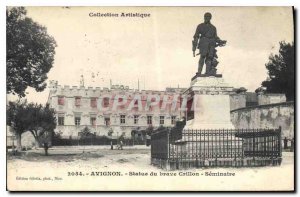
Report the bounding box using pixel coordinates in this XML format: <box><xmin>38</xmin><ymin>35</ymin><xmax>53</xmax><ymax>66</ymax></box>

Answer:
<box><xmin>6</xmin><ymin>6</ymin><xmax>294</xmax><ymax>191</ymax></box>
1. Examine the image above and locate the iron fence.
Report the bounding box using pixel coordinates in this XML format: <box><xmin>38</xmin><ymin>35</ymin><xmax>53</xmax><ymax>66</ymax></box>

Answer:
<box><xmin>52</xmin><ymin>136</ymin><xmax>115</xmax><ymax>146</ymax></box>
<box><xmin>151</xmin><ymin>127</ymin><xmax>282</xmax><ymax>170</ymax></box>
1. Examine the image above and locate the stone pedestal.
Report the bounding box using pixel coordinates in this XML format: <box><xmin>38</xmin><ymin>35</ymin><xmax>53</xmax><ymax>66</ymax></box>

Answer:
<box><xmin>183</xmin><ymin>76</ymin><xmax>235</xmax><ymax>130</ymax></box>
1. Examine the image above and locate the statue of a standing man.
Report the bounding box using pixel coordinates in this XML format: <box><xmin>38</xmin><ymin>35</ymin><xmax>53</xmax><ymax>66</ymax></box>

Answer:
<box><xmin>192</xmin><ymin>12</ymin><xmax>225</xmax><ymax>76</ymax></box>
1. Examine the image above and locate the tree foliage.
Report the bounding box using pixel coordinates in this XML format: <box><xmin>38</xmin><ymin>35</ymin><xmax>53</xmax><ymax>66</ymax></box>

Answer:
<box><xmin>79</xmin><ymin>126</ymin><xmax>93</xmax><ymax>139</ymax></box>
<box><xmin>79</xmin><ymin>126</ymin><xmax>94</xmax><ymax>153</ymax></box>
<box><xmin>7</xmin><ymin>100</ymin><xmax>56</xmax><ymax>152</ymax></box>
<box><xmin>119</xmin><ymin>132</ymin><xmax>126</xmax><ymax>141</ymax></box>
<box><xmin>7</xmin><ymin>100</ymin><xmax>28</xmax><ymax>151</ymax></box>
<box><xmin>145</xmin><ymin>125</ymin><xmax>154</xmax><ymax>136</ymax></box>
<box><xmin>6</xmin><ymin>7</ymin><xmax>57</xmax><ymax>97</ymax></box>
<box><xmin>107</xmin><ymin>128</ymin><xmax>114</xmax><ymax>136</ymax></box>
<box><xmin>26</xmin><ymin>103</ymin><xmax>56</xmax><ymax>147</ymax></box>
<box><xmin>258</xmin><ymin>41</ymin><xmax>294</xmax><ymax>101</ymax></box>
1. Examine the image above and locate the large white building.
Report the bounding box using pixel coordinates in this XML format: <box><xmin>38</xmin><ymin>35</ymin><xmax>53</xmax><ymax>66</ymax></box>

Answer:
<box><xmin>47</xmin><ymin>80</ymin><xmax>185</xmax><ymax>139</ymax></box>
<box><xmin>47</xmin><ymin>80</ymin><xmax>287</xmax><ymax>140</ymax></box>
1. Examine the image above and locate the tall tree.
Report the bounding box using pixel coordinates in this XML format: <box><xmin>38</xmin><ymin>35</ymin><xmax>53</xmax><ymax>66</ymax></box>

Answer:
<box><xmin>7</xmin><ymin>100</ymin><xmax>28</xmax><ymax>151</ymax></box>
<box><xmin>258</xmin><ymin>41</ymin><xmax>295</xmax><ymax>101</ymax></box>
<box><xmin>6</xmin><ymin>7</ymin><xmax>57</xmax><ymax>97</ymax></box>
<box><xmin>7</xmin><ymin>101</ymin><xmax>56</xmax><ymax>153</ymax></box>
<box><xmin>79</xmin><ymin>126</ymin><xmax>93</xmax><ymax>153</ymax></box>
<box><xmin>27</xmin><ymin>103</ymin><xmax>56</xmax><ymax>155</ymax></box>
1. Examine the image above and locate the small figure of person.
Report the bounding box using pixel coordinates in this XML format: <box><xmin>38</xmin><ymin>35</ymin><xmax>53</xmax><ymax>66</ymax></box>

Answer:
<box><xmin>283</xmin><ymin>137</ymin><xmax>288</xmax><ymax>149</ymax></box>
<box><xmin>118</xmin><ymin>140</ymin><xmax>124</xmax><ymax>150</ymax></box>
<box><xmin>110</xmin><ymin>140</ymin><xmax>113</xmax><ymax>150</ymax></box>
<box><xmin>44</xmin><ymin>142</ymin><xmax>49</xmax><ymax>156</ymax></box>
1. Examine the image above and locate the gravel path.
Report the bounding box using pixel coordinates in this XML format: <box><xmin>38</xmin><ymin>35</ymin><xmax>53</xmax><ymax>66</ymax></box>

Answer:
<box><xmin>7</xmin><ymin>147</ymin><xmax>294</xmax><ymax>191</ymax></box>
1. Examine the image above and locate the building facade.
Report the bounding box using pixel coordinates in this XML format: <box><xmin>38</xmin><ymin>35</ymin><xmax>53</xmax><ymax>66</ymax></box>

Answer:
<box><xmin>47</xmin><ymin>80</ymin><xmax>185</xmax><ymax>138</ymax></box>
<box><xmin>47</xmin><ymin>80</ymin><xmax>287</xmax><ymax>139</ymax></box>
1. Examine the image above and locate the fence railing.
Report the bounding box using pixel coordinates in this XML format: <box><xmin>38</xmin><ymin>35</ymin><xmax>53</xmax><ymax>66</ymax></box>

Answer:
<box><xmin>151</xmin><ymin>127</ymin><xmax>282</xmax><ymax>170</ymax></box>
<box><xmin>52</xmin><ymin>136</ymin><xmax>150</xmax><ymax>146</ymax></box>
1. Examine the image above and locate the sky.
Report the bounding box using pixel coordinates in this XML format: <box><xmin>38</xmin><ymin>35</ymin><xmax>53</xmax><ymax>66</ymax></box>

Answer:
<box><xmin>7</xmin><ymin>6</ymin><xmax>294</xmax><ymax>104</ymax></box>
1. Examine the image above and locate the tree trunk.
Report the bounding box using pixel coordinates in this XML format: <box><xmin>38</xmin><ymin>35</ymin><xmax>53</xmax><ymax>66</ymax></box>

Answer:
<box><xmin>32</xmin><ymin>131</ymin><xmax>41</xmax><ymax>149</ymax></box>
<box><xmin>44</xmin><ymin>143</ymin><xmax>49</xmax><ymax>156</ymax></box>
<box><xmin>16</xmin><ymin>132</ymin><xmax>22</xmax><ymax>151</ymax></box>
<box><xmin>35</xmin><ymin>138</ymin><xmax>41</xmax><ymax>149</ymax></box>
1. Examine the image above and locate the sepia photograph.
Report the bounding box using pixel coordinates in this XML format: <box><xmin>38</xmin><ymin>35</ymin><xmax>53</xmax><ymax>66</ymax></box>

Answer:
<box><xmin>6</xmin><ymin>6</ymin><xmax>294</xmax><ymax>191</ymax></box>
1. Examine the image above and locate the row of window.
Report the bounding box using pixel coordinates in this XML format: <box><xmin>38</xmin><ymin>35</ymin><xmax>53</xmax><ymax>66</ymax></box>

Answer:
<box><xmin>57</xmin><ymin>96</ymin><xmax>174</xmax><ymax>109</ymax></box>
<box><xmin>57</xmin><ymin>115</ymin><xmax>177</xmax><ymax>126</ymax></box>
<box><xmin>58</xmin><ymin>97</ymin><xmax>100</xmax><ymax>108</ymax></box>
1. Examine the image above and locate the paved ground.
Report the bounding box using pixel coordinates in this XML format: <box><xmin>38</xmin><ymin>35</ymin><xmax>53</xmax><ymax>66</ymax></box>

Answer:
<box><xmin>7</xmin><ymin>146</ymin><xmax>294</xmax><ymax>191</ymax></box>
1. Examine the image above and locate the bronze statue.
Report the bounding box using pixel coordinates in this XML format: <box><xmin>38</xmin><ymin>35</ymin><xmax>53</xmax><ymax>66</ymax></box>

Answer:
<box><xmin>192</xmin><ymin>12</ymin><xmax>226</xmax><ymax>76</ymax></box>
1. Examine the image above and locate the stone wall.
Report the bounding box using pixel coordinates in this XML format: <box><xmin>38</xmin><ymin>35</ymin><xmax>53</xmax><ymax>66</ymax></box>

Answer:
<box><xmin>258</xmin><ymin>93</ymin><xmax>287</xmax><ymax>105</ymax></box>
<box><xmin>230</xmin><ymin>102</ymin><xmax>294</xmax><ymax>138</ymax></box>
<box><xmin>230</xmin><ymin>93</ymin><xmax>246</xmax><ymax>111</ymax></box>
